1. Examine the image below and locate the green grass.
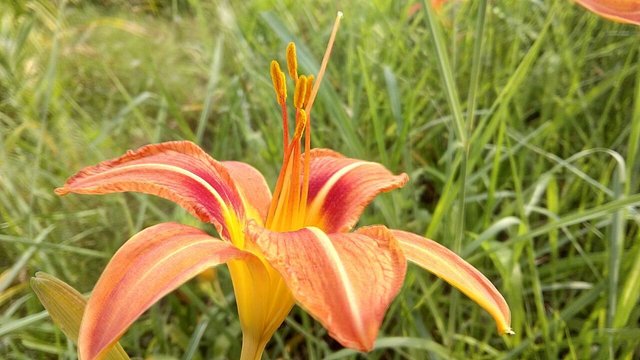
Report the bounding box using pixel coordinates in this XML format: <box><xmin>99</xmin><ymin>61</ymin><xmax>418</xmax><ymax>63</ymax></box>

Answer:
<box><xmin>2</xmin><ymin>0</ymin><xmax>639</xmax><ymax>358</ymax></box>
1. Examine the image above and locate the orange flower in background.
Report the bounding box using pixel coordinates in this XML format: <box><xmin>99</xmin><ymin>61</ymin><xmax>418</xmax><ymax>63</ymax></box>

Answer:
<box><xmin>408</xmin><ymin>1</ymin><xmax>452</xmax><ymax>18</ymax></box>
<box><xmin>574</xmin><ymin>0</ymin><xmax>640</xmax><ymax>25</ymax></box>
<box><xmin>54</xmin><ymin>12</ymin><xmax>512</xmax><ymax>360</ymax></box>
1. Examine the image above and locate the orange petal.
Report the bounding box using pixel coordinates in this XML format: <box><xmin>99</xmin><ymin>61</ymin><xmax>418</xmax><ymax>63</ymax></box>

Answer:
<box><xmin>55</xmin><ymin>141</ymin><xmax>245</xmax><ymax>237</ymax></box>
<box><xmin>250</xmin><ymin>224</ymin><xmax>406</xmax><ymax>351</ymax></box>
<box><xmin>305</xmin><ymin>149</ymin><xmax>408</xmax><ymax>233</ymax></box>
<box><xmin>222</xmin><ymin>161</ymin><xmax>272</xmax><ymax>223</ymax></box>
<box><xmin>391</xmin><ymin>230</ymin><xmax>513</xmax><ymax>335</ymax></box>
<box><xmin>78</xmin><ymin>222</ymin><xmax>249</xmax><ymax>360</ymax></box>
<box><xmin>574</xmin><ymin>0</ymin><xmax>640</xmax><ymax>25</ymax></box>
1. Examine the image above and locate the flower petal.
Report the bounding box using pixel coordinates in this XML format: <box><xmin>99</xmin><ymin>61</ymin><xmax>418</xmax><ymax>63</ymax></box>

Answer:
<box><xmin>228</xmin><ymin>258</ymin><xmax>295</xmax><ymax>359</ymax></box>
<box><xmin>574</xmin><ymin>0</ymin><xmax>640</xmax><ymax>25</ymax></box>
<box><xmin>222</xmin><ymin>161</ymin><xmax>272</xmax><ymax>223</ymax></box>
<box><xmin>78</xmin><ymin>222</ymin><xmax>249</xmax><ymax>360</ymax></box>
<box><xmin>305</xmin><ymin>149</ymin><xmax>409</xmax><ymax>233</ymax></box>
<box><xmin>55</xmin><ymin>141</ymin><xmax>245</xmax><ymax>237</ymax></box>
<box><xmin>390</xmin><ymin>230</ymin><xmax>513</xmax><ymax>335</ymax></box>
<box><xmin>251</xmin><ymin>224</ymin><xmax>406</xmax><ymax>351</ymax></box>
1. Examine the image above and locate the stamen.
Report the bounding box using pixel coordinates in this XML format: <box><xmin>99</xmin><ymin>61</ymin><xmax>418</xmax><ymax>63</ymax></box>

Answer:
<box><xmin>299</xmin><ymin>116</ymin><xmax>311</xmax><ymax>220</ymax></box>
<box><xmin>303</xmin><ymin>75</ymin><xmax>314</xmax><ymax>108</ymax></box>
<box><xmin>287</xmin><ymin>138</ymin><xmax>302</xmax><ymax>227</ymax></box>
<box><xmin>270</xmin><ymin>60</ymin><xmax>289</xmax><ymax>150</ymax></box>
<box><xmin>286</xmin><ymin>42</ymin><xmax>298</xmax><ymax>82</ymax></box>
<box><xmin>269</xmin><ymin>153</ymin><xmax>295</xmax><ymax>229</ymax></box>
<box><xmin>280</xmin><ymin>104</ymin><xmax>289</xmax><ymax>151</ymax></box>
<box><xmin>269</xmin><ymin>61</ymin><xmax>287</xmax><ymax>106</ymax></box>
<box><xmin>293</xmin><ymin>109</ymin><xmax>308</xmax><ymax>140</ymax></box>
<box><xmin>293</xmin><ymin>76</ymin><xmax>308</xmax><ymax>110</ymax></box>
<box><xmin>268</xmin><ymin>111</ymin><xmax>306</xmax><ymax>228</ymax></box>
<box><xmin>281</xmin><ymin>111</ymin><xmax>309</xmax><ymax>229</ymax></box>
<box><xmin>266</xmin><ymin>144</ymin><xmax>295</xmax><ymax>227</ymax></box>
<box><xmin>268</xmin><ymin>12</ymin><xmax>343</xmax><ymax>231</ymax></box>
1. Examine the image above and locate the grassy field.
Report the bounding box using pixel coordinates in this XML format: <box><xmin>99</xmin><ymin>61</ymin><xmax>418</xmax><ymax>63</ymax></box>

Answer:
<box><xmin>1</xmin><ymin>0</ymin><xmax>639</xmax><ymax>359</ymax></box>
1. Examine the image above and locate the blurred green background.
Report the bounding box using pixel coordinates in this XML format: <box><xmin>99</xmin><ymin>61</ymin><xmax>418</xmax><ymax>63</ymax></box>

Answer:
<box><xmin>1</xmin><ymin>0</ymin><xmax>639</xmax><ymax>358</ymax></box>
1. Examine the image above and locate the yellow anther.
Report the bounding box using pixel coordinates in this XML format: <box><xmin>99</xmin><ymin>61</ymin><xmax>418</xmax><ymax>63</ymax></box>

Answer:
<box><xmin>293</xmin><ymin>109</ymin><xmax>307</xmax><ymax>139</ymax></box>
<box><xmin>286</xmin><ymin>42</ymin><xmax>298</xmax><ymax>82</ymax></box>
<box><xmin>304</xmin><ymin>75</ymin><xmax>314</xmax><ymax>108</ymax></box>
<box><xmin>293</xmin><ymin>75</ymin><xmax>308</xmax><ymax>109</ymax></box>
<box><xmin>270</xmin><ymin>60</ymin><xmax>287</xmax><ymax>106</ymax></box>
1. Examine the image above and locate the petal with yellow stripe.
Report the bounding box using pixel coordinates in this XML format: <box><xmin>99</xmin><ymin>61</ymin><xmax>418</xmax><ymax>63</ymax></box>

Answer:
<box><xmin>78</xmin><ymin>222</ymin><xmax>249</xmax><ymax>360</ymax></box>
<box><xmin>305</xmin><ymin>149</ymin><xmax>408</xmax><ymax>232</ymax></box>
<box><xmin>55</xmin><ymin>141</ymin><xmax>245</xmax><ymax>237</ymax></box>
<box><xmin>390</xmin><ymin>230</ymin><xmax>513</xmax><ymax>335</ymax></box>
<box><xmin>250</xmin><ymin>224</ymin><xmax>406</xmax><ymax>351</ymax></box>
<box><xmin>222</xmin><ymin>161</ymin><xmax>272</xmax><ymax>223</ymax></box>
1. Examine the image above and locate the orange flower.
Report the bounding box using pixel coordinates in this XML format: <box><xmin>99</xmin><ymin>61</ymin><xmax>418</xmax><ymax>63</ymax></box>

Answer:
<box><xmin>574</xmin><ymin>0</ymin><xmax>640</xmax><ymax>25</ymax></box>
<box><xmin>55</xmin><ymin>13</ymin><xmax>511</xmax><ymax>360</ymax></box>
<box><xmin>407</xmin><ymin>1</ymin><xmax>452</xmax><ymax>18</ymax></box>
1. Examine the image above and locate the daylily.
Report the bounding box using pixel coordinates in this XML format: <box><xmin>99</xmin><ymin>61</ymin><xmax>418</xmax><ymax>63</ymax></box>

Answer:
<box><xmin>55</xmin><ymin>13</ymin><xmax>511</xmax><ymax>360</ymax></box>
<box><xmin>574</xmin><ymin>0</ymin><xmax>640</xmax><ymax>25</ymax></box>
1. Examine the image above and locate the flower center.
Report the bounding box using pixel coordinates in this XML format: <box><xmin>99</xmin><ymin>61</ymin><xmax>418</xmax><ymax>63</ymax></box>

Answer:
<box><xmin>265</xmin><ymin>12</ymin><xmax>343</xmax><ymax>232</ymax></box>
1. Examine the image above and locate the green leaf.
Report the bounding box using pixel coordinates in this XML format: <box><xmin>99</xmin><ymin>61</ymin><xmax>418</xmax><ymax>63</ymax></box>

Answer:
<box><xmin>30</xmin><ymin>272</ymin><xmax>131</xmax><ymax>360</ymax></box>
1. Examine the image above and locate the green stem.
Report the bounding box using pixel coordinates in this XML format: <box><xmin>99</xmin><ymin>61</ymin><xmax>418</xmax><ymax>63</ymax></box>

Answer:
<box><xmin>465</xmin><ymin>0</ymin><xmax>488</xmax><ymax>134</ymax></box>
<box><xmin>422</xmin><ymin>0</ymin><xmax>488</xmax><ymax>341</ymax></box>
<box><xmin>421</xmin><ymin>0</ymin><xmax>466</xmax><ymax>146</ymax></box>
<box><xmin>607</xmin><ymin>168</ymin><xmax>625</xmax><ymax>359</ymax></box>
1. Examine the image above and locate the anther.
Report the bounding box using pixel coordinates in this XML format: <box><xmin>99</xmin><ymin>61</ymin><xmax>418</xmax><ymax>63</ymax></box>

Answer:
<box><xmin>293</xmin><ymin>76</ymin><xmax>308</xmax><ymax>109</ymax></box>
<box><xmin>303</xmin><ymin>75</ymin><xmax>314</xmax><ymax>108</ymax></box>
<box><xmin>293</xmin><ymin>109</ymin><xmax>307</xmax><ymax>139</ymax></box>
<box><xmin>270</xmin><ymin>60</ymin><xmax>287</xmax><ymax>106</ymax></box>
<box><xmin>286</xmin><ymin>42</ymin><xmax>298</xmax><ymax>82</ymax></box>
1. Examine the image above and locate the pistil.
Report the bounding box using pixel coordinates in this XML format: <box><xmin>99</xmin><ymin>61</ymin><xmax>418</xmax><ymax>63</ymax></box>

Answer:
<box><xmin>265</xmin><ymin>12</ymin><xmax>343</xmax><ymax>231</ymax></box>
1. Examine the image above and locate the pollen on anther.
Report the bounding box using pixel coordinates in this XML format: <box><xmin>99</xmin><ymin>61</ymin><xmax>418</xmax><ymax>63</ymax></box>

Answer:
<box><xmin>286</xmin><ymin>42</ymin><xmax>298</xmax><ymax>82</ymax></box>
<box><xmin>304</xmin><ymin>75</ymin><xmax>314</xmax><ymax>108</ymax></box>
<box><xmin>270</xmin><ymin>60</ymin><xmax>287</xmax><ymax>106</ymax></box>
<box><xmin>293</xmin><ymin>76</ymin><xmax>308</xmax><ymax>110</ymax></box>
<box><xmin>293</xmin><ymin>109</ymin><xmax>307</xmax><ymax>139</ymax></box>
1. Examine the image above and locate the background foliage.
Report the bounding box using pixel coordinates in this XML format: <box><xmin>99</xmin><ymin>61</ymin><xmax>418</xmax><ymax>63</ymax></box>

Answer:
<box><xmin>1</xmin><ymin>0</ymin><xmax>639</xmax><ymax>358</ymax></box>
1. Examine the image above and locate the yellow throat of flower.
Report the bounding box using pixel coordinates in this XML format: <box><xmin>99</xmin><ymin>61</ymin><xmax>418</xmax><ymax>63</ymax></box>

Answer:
<box><xmin>265</xmin><ymin>12</ymin><xmax>343</xmax><ymax>232</ymax></box>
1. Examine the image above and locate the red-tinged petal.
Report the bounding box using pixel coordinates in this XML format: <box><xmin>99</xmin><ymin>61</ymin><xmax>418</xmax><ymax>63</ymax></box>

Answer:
<box><xmin>391</xmin><ymin>230</ymin><xmax>513</xmax><ymax>335</ymax></box>
<box><xmin>305</xmin><ymin>149</ymin><xmax>409</xmax><ymax>233</ymax></box>
<box><xmin>78</xmin><ymin>222</ymin><xmax>249</xmax><ymax>360</ymax></box>
<box><xmin>55</xmin><ymin>141</ymin><xmax>245</xmax><ymax>237</ymax></box>
<box><xmin>250</xmin><ymin>224</ymin><xmax>406</xmax><ymax>351</ymax></box>
<box><xmin>222</xmin><ymin>161</ymin><xmax>272</xmax><ymax>223</ymax></box>
<box><xmin>574</xmin><ymin>0</ymin><xmax>640</xmax><ymax>25</ymax></box>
